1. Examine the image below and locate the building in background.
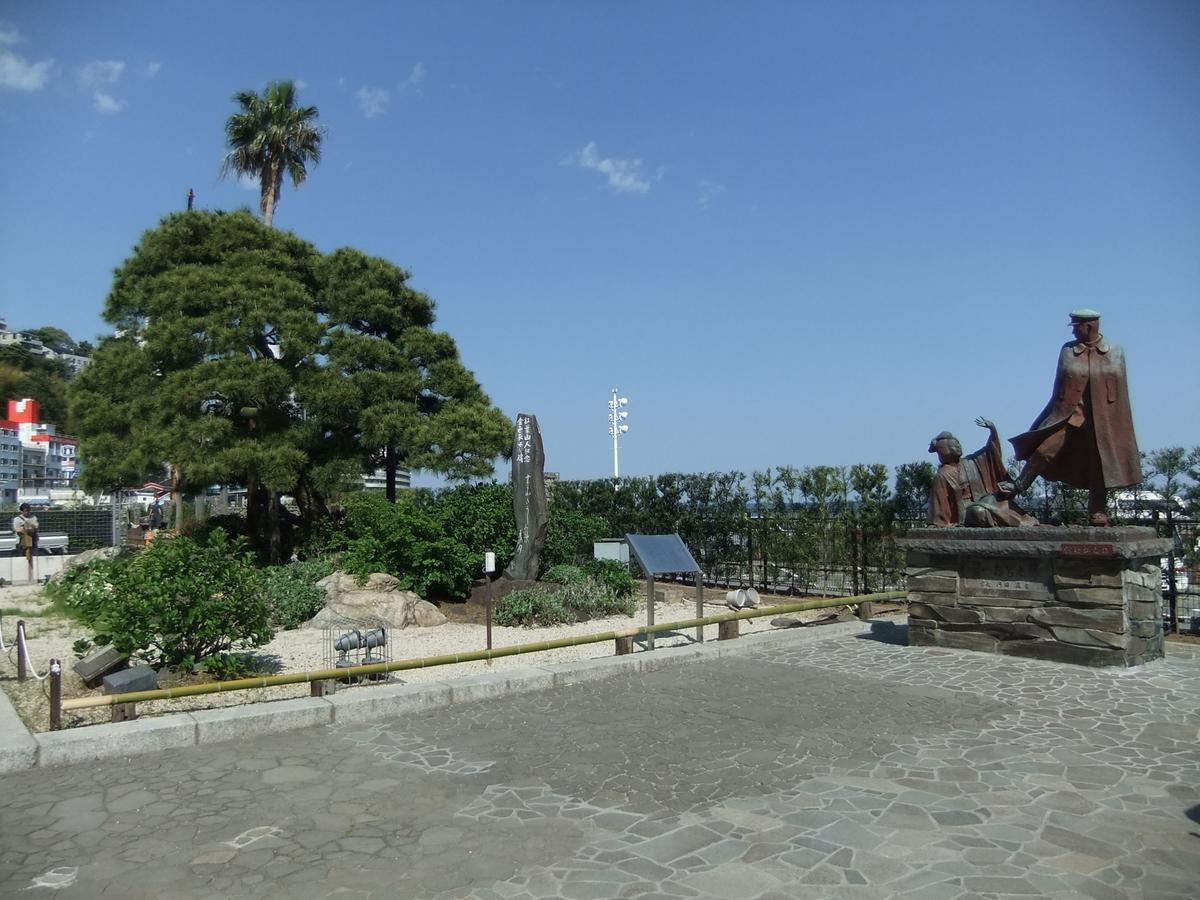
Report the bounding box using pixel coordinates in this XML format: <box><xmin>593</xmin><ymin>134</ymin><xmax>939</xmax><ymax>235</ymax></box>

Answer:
<box><xmin>0</xmin><ymin>319</ymin><xmax>90</xmax><ymax>376</ymax></box>
<box><xmin>5</xmin><ymin>399</ymin><xmax>80</xmax><ymax>501</ymax></box>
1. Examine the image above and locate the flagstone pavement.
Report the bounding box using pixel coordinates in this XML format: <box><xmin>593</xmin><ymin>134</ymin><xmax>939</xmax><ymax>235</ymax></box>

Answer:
<box><xmin>2</xmin><ymin>622</ymin><xmax>1198</xmax><ymax>899</ymax></box>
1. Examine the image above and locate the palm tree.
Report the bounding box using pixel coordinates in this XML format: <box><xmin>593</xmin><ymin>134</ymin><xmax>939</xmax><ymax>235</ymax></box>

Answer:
<box><xmin>221</xmin><ymin>80</ymin><xmax>324</xmax><ymax>227</ymax></box>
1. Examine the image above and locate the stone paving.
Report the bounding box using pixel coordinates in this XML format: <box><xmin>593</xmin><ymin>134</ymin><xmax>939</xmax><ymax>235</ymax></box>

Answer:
<box><xmin>1</xmin><ymin>623</ymin><xmax>1198</xmax><ymax>899</ymax></box>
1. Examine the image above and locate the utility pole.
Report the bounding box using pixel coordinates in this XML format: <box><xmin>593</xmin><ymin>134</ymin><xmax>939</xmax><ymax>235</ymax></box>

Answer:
<box><xmin>607</xmin><ymin>389</ymin><xmax>629</xmax><ymax>479</ymax></box>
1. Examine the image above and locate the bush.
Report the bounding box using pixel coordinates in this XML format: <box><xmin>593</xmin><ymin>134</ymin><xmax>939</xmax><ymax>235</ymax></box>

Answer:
<box><xmin>584</xmin><ymin>558</ymin><xmax>635</xmax><ymax>599</ymax></box>
<box><xmin>262</xmin><ymin>560</ymin><xmax>331</xmax><ymax>629</ymax></box>
<box><xmin>46</xmin><ymin>554</ymin><xmax>130</xmax><ymax>623</ymax></box>
<box><xmin>541</xmin><ymin>507</ymin><xmax>610</xmax><ymax>571</ymax></box>
<box><xmin>542</xmin><ymin>564</ymin><xmax>587</xmax><ymax>585</ymax></box>
<box><xmin>494</xmin><ymin>587</ymin><xmax>567</xmax><ymax>627</ymax></box>
<box><xmin>72</xmin><ymin>529</ymin><xmax>273</xmax><ymax>671</ymax></box>
<box><xmin>314</xmin><ymin>488</ymin><xmax>513</xmax><ymax>600</ymax></box>
<box><xmin>494</xmin><ymin>577</ymin><xmax>635</xmax><ymax>627</ymax></box>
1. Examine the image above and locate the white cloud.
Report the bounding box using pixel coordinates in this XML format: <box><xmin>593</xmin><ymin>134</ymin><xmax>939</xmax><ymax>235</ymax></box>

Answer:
<box><xmin>294</xmin><ymin>78</ymin><xmax>308</xmax><ymax>91</ymax></box>
<box><xmin>572</xmin><ymin>142</ymin><xmax>652</xmax><ymax>194</ymax></box>
<box><xmin>93</xmin><ymin>91</ymin><xmax>123</xmax><ymax>114</ymax></box>
<box><xmin>697</xmin><ymin>180</ymin><xmax>726</xmax><ymax>208</ymax></box>
<box><xmin>78</xmin><ymin>59</ymin><xmax>125</xmax><ymax>87</ymax></box>
<box><xmin>0</xmin><ymin>22</ymin><xmax>53</xmax><ymax>92</ymax></box>
<box><xmin>237</xmin><ymin>173</ymin><xmax>259</xmax><ymax>192</ymax></box>
<box><xmin>145</xmin><ymin>61</ymin><xmax>161</xmax><ymax>78</ymax></box>
<box><xmin>0</xmin><ymin>22</ymin><xmax>23</xmax><ymax>46</ymax></box>
<box><xmin>401</xmin><ymin>61</ymin><xmax>425</xmax><ymax>89</ymax></box>
<box><xmin>337</xmin><ymin>76</ymin><xmax>346</xmax><ymax>88</ymax></box>
<box><xmin>355</xmin><ymin>85</ymin><xmax>390</xmax><ymax>118</ymax></box>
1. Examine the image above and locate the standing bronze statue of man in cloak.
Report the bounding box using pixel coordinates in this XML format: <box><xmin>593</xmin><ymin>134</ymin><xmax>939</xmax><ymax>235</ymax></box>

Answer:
<box><xmin>1000</xmin><ymin>309</ymin><xmax>1141</xmax><ymax>526</ymax></box>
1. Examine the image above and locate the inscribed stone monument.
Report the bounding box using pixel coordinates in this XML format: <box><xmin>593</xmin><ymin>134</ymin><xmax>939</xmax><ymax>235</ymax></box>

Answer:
<box><xmin>503</xmin><ymin>413</ymin><xmax>548</xmax><ymax>582</ymax></box>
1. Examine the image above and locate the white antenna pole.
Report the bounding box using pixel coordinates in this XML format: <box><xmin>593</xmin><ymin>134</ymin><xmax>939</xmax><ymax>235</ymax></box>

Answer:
<box><xmin>607</xmin><ymin>388</ymin><xmax>629</xmax><ymax>479</ymax></box>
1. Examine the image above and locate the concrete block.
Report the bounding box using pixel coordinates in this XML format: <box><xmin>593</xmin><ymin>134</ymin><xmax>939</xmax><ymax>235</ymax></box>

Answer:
<box><xmin>37</xmin><ymin>713</ymin><xmax>196</xmax><ymax>768</ymax></box>
<box><xmin>327</xmin><ymin>680</ymin><xmax>452</xmax><ymax>724</ymax></box>
<box><xmin>192</xmin><ymin>697</ymin><xmax>332</xmax><ymax>746</ymax></box>
<box><xmin>446</xmin><ymin>666</ymin><xmax>555</xmax><ymax>704</ymax></box>
<box><xmin>540</xmin><ymin>653</ymin><xmax>643</xmax><ymax>686</ymax></box>
<box><xmin>103</xmin><ymin>665</ymin><xmax>158</xmax><ymax>694</ymax></box>
<box><xmin>0</xmin><ymin>688</ymin><xmax>37</xmax><ymax>773</ymax></box>
<box><xmin>73</xmin><ymin>645</ymin><xmax>128</xmax><ymax>689</ymax></box>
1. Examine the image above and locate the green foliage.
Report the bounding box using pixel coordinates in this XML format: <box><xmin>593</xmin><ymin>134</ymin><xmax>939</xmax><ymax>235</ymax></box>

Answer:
<box><xmin>494</xmin><ymin>587</ymin><xmax>566</xmax><ymax>627</ymax></box>
<box><xmin>45</xmin><ymin>555</ymin><xmax>129</xmax><ymax>623</ymax></box>
<box><xmin>222</xmin><ymin>79</ymin><xmax>323</xmax><ymax>227</ymax></box>
<box><xmin>322</xmin><ymin>487</ymin><xmax>512</xmax><ymax>599</ymax></box>
<box><xmin>494</xmin><ymin>577</ymin><xmax>636</xmax><ymax>627</ymax></box>
<box><xmin>262</xmin><ymin>561</ymin><xmax>330</xmax><ymax>629</ymax></box>
<box><xmin>202</xmin><ymin>652</ymin><xmax>269</xmax><ymax>681</ymax></box>
<box><xmin>71</xmin><ymin>638</ymin><xmax>93</xmax><ymax>660</ymax></box>
<box><xmin>542</xmin><ymin>564</ymin><xmax>587</xmax><ymax>585</ymax></box>
<box><xmin>58</xmin><ymin>530</ymin><xmax>273</xmax><ymax>671</ymax></box>
<box><xmin>584</xmin><ymin>558</ymin><xmax>636</xmax><ymax>599</ymax></box>
<box><xmin>70</xmin><ymin>210</ymin><xmax>511</xmax><ymax>564</ymax></box>
<box><xmin>541</xmin><ymin>507</ymin><xmax>610</xmax><ymax>571</ymax></box>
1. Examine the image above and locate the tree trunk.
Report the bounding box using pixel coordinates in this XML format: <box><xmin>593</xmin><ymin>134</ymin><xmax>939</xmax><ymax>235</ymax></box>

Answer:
<box><xmin>385</xmin><ymin>442</ymin><xmax>397</xmax><ymax>502</ymax></box>
<box><xmin>267</xmin><ymin>488</ymin><xmax>283</xmax><ymax>565</ymax></box>
<box><xmin>260</xmin><ymin>166</ymin><xmax>279</xmax><ymax>227</ymax></box>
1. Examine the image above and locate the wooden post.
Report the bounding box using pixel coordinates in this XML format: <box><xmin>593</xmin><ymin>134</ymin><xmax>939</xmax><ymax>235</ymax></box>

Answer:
<box><xmin>49</xmin><ymin>659</ymin><xmax>62</xmax><ymax>730</ymax></box>
<box><xmin>112</xmin><ymin>702</ymin><xmax>137</xmax><ymax>722</ymax></box>
<box><xmin>485</xmin><ymin>572</ymin><xmax>493</xmax><ymax>666</ymax></box>
<box><xmin>310</xmin><ymin>679</ymin><xmax>332</xmax><ymax>697</ymax></box>
<box><xmin>695</xmin><ymin>573</ymin><xmax>704</xmax><ymax>643</ymax></box>
<box><xmin>718</xmin><ymin>619</ymin><xmax>740</xmax><ymax>641</ymax></box>
<box><xmin>857</xmin><ymin>600</ymin><xmax>875</xmax><ymax>620</ymax></box>
<box><xmin>16</xmin><ymin>620</ymin><xmax>26</xmax><ymax>681</ymax></box>
<box><xmin>615</xmin><ymin>635</ymin><xmax>633</xmax><ymax>655</ymax></box>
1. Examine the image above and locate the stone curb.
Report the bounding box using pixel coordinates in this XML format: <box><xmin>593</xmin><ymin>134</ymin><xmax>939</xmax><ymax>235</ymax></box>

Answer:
<box><xmin>11</xmin><ymin>619</ymin><xmax>878</xmax><ymax>770</ymax></box>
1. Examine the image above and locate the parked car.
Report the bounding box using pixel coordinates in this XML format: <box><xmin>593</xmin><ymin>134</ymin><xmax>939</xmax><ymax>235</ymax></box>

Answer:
<box><xmin>0</xmin><ymin>530</ymin><xmax>70</xmax><ymax>555</ymax></box>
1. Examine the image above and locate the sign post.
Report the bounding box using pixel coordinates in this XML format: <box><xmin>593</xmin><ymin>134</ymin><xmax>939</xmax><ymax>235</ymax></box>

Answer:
<box><xmin>484</xmin><ymin>551</ymin><xmax>496</xmax><ymax>664</ymax></box>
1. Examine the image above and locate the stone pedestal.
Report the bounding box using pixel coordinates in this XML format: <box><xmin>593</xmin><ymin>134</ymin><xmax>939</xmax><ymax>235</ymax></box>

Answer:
<box><xmin>897</xmin><ymin>526</ymin><xmax>1170</xmax><ymax>667</ymax></box>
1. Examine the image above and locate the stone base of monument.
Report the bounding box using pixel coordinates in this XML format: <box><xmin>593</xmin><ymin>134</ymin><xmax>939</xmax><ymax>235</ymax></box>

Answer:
<box><xmin>896</xmin><ymin>526</ymin><xmax>1170</xmax><ymax>667</ymax></box>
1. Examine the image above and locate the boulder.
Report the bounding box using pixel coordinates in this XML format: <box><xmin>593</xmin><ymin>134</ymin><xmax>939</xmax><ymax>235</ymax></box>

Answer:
<box><xmin>307</xmin><ymin>571</ymin><xmax>445</xmax><ymax>629</ymax></box>
<box><xmin>57</xmin><ymin>546</ymin><xmax>121</xmax><ymax>578</ymax></box>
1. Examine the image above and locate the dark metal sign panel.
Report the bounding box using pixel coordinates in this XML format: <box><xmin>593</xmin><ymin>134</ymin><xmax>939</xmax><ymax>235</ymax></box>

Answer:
<box><xmin>625</xmin><ymin>533</ymin><xmax>700</xmax><ymax>575</ymax></box>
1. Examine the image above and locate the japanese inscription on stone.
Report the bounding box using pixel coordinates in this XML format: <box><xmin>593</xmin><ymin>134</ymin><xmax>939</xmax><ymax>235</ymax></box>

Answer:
<box><xmin>503</xmin><ymin>413</ymin><xmax>548</xmax><ymax>582</ymax></box>
<box><xmin>960</xmin><ymin>557</ymin><xmax>1052</xmax><ymax>600</ymax></box>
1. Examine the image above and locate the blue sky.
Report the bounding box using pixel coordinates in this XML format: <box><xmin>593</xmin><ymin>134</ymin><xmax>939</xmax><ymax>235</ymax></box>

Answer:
<box><xmin>1</xmin><ymin>1</ymin><xmax>1197</xmax><ymax>486</ymax></box>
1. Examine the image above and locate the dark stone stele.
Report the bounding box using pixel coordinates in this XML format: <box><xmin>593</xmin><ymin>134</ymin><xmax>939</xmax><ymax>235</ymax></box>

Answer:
<box><xmin>73</xmin><ymin>645</ymin><xmax>128</xmax><ymax>689</ymax></box>
<box><xmin>899</xmin><ymin>526</ymin><xmax>1170</xmax><ymax>667</ymax></box>
<box><xmin>502</xmin><ymin>413</ymin><xmax>548</xmax><ymax>583</ymax></box>
<box><xmin>102</xmin><ymin>665</ymin><xmax>159</xmax><ymax>694</ymax></box>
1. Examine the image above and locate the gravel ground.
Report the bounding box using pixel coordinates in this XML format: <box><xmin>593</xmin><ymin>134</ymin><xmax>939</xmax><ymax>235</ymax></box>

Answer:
<box><xmin>0</xmin><ymin>582</ymin><xmax>863</xmax><ymax>732</ymax></box>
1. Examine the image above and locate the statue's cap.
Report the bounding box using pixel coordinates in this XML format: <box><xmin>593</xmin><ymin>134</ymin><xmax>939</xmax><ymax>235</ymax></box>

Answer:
<box><xmin>1069</xmin><ymin>308</ymin><xmax>1101</xmax><ymax>321</ymax></box>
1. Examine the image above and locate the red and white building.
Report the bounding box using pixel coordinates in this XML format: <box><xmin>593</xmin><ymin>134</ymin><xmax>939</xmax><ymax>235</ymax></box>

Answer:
<box><xmin>5</xmin><ymin>398</ymin><xmax>80</xmax><ymax>494</ymax></box>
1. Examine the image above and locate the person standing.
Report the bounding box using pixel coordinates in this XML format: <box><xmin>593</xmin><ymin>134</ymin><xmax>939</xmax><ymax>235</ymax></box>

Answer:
<box><xmin>12</xmin><ymin>502</ymin><xmax>39</xmax><ymax>582</ymax></box>
<box><xmin>1003</xmin><ymin>309</ymin><xmax>1141</xmax><ymax>526</ymax></box>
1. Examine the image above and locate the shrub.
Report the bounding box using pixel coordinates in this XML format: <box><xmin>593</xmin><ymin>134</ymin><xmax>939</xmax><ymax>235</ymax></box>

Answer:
<box><xmin>202</xmin><ymin>652</ymin><xmax>270</xmax><ymax>681</ymax></box>
<box><xmin>584</xmin><ymin>558</ymin><xmax>635</xmax><ymax>599</ymax></box>
<box><xmin>494</xmin><ymin>577</ymin><xmax>635</xmax><ymax>627</ymax></box>
<box><xmin>262</xmin><ymin>561</ymin><xmax>330</xmax><ymax>629</ymax></box>
<box><xmin>45</xmin><ymin>554</ymin><xmax>130</xmax><ymax>623</ymax></box>
<box><xmin>79</xmin><ymin>529</ymin><xmax>273</xmax><ymax>671</ymax></box>
<box><xmin>541</xmin><ymin>507</ymin><xmax>610</xmax><ymax>570</ymax></box>
<box><xmin>542</xmin><ymin>564</ymin><xmax>587</xmax><ymax>585</ymax></box>
<box><xmin>494</xmin><ymin>587</ymin><xmax>567</xmax><ymax>627</ymax></box>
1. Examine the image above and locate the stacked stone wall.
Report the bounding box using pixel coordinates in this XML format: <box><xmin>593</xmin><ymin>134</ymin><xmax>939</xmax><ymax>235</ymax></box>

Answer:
<box><xmin>900</xmin><ymin>527</ymin><xmax>1168</xmax><ymax>667</ymax></box>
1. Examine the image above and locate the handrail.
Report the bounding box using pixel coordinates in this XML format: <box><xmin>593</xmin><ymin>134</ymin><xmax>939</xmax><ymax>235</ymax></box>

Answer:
<box><xmin>61</xmin><ymin>591</ymin><xmax>905</xmax><ymax>711</ymax></box>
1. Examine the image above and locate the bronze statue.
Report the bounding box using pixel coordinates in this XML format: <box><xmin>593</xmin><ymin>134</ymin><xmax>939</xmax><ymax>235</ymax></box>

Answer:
<box><xmin>1002</xmin><ymin>309</ymin><xmax>1141</xmax><ymax>526</ymax></box>
<box><xmin>929</xmin><ymin>418</ymin><xmax>1037</xmax><ymax>527</ymax></box>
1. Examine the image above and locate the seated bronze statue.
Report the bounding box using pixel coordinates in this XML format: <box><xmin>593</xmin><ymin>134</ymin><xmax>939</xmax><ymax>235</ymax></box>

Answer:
<box><xmin>928</xmin><ymin>418</ymin><xmax>1037</xmax><ymax>528</ymax></box>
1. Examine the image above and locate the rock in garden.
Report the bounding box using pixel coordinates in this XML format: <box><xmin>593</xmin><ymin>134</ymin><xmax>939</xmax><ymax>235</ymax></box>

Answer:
<box><xmin>306</xmin><ymin>573</ymin><xmax>446</xmax><ymax>630</ymax></box>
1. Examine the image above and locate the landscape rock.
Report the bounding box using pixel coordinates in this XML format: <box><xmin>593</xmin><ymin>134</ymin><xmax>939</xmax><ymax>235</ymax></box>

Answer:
<box><xmin>309</xmin><ymin>571</ymin><xmax>446</xmax><ymax>629</ymax></box>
